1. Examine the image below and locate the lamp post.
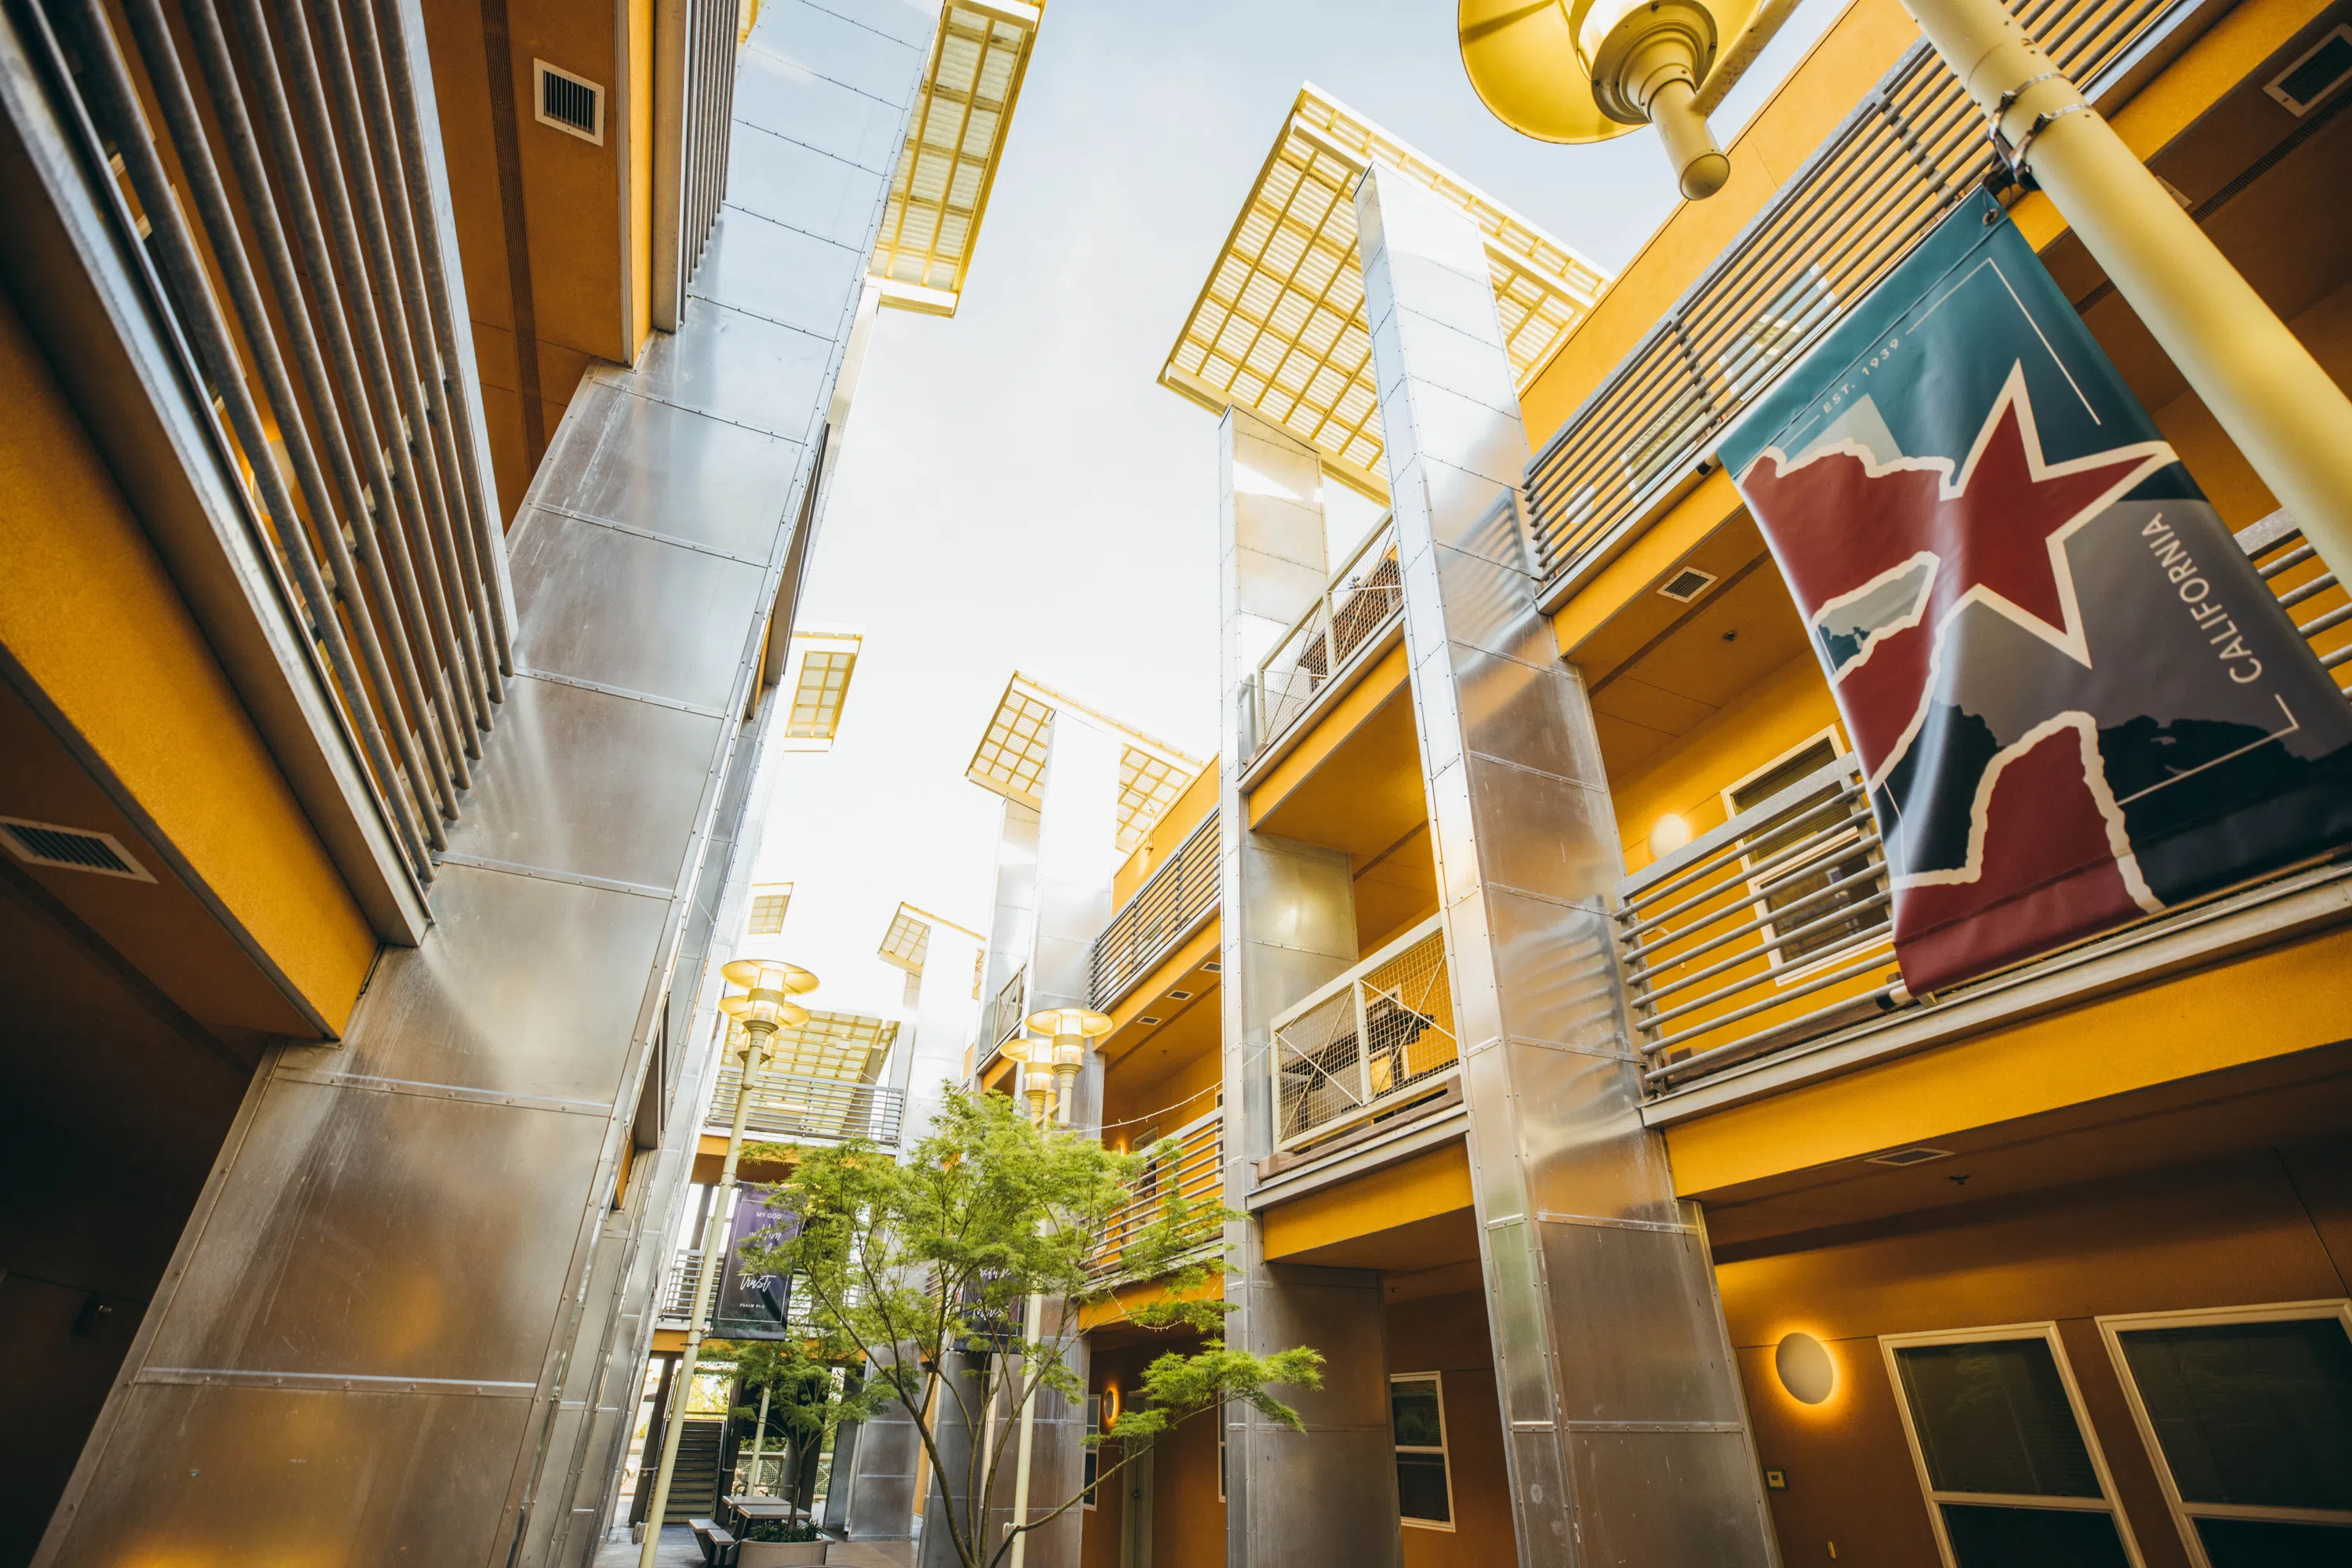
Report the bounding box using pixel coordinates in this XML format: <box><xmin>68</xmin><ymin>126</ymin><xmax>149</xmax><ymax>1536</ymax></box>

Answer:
<box><xmin>637</xmin><ymin>958</ymin><xmax>817</xmax><ymax>1568</ymax></box>
<box><xmin>1456</xmin><ymin>0</ymin><xmax>2352</xmax><ymax>583</ymax></box>
<box><xmin>1024</xmin><ymin>1007</ymin><xmax>1114</xmax><ymax>1125</ymax></box>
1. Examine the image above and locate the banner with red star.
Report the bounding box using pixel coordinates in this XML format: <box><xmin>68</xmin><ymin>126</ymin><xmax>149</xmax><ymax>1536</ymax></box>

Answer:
<box><xmin>1719</xmin><ymin>194</ymin><xmax>2352</xmax><ymax>994</ymax></box>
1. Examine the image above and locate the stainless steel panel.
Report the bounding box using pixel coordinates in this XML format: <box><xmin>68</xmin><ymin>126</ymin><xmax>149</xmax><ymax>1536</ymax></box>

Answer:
<box><xmin>1379</xmin><ymin>306</ymin><xmax>1523</xmax><ymax>422</ymax></box>
<box><xmin>1412</xmin><ymin>646</ymin><xmax>1466</xmax><ymax>778</ymax></box>
<box><xmin>628</xmin><ymin>304</ymin><xmax>840</xmax><ymax>441</ymax></box>
<box><xmin>1504</xmin><ymin>1426</ymin><xmax>1572</xmax><ymax>1555</ymax></box>
<box><xmin>1248</xmin><ymin>1425</ymin><xmax>1406</xmax><ymax>1549</ymax></box>
<box><xmin>291</xmin><ymin>865</ymin><xmax>668</xmax><ymax>1098</ymax></box>
<box><xmin>1507</xmin><ymin>1047</ymin><xmax>1678</xmax><ymax>1226</ymax></box>
<box><xmin>447</xmin><ymin>677</ymin><xmax>724</xmax><ymax>892</ymax></box>
<box><xmin>1414</xmin><ymin>449</ymin><xmax>1541</xmax><ymax>553</ymax></box>
<box><xmin>1480</xmin><ymin>890</ymin><xmax>1625</xmax><ymax>1054</ymax></box>
<box><xmin>1462</xmin><ymin>753</ymin><xmax>1617</xmax><ymax>906</ymax></box>
<box><xmin>690</xmin><ymin>205</ymin><xmax>867</xmax><ymax>339</ymax></box>
<box><xmin>756</xmin><ymin>0</ymin><xmax>927</xmax><ymax>103</ymax></box>
<box><xmin>1451</xmin><ymin>648</ymin><xmax>1609</xmax><ymax>786</ymax></box>
<box><xmin>1241</xmin><ymin>837</ymin><xmax>1359</xmax><ymax>959</ymax></box>
<box><xmin>1242</xmin><ymin>1267</ymin><xmax>1392</xmax><ymax>1428</ymax></box>
<box><xmin>135</xmin><ymin>1077</ymin><xmax>606</xmax><ymax>1381</ymax></box>
<box><xmin>1536</xmin><ymin>1220</ymin><xmax>1745</xmax><ymax>1425</ymax></box>
<box><xmin>1566</xmin><ymin>1428</ymin><xmax>1779</xmax><ymax>1568</ymax></box>
<box><xmin>1482</xmin><ymin>1218</ymin><xmax>1552</xmax><ymax>1424</ymax></box>
<box><xmin>44</xmin><ymin>1382</ymin><xmax>532</xmax><ymax>1563</ymax></box>
<box><xmin>1428</xmin><ymin>548</ymin><xmax>1557</xmax><ymax>667</ymax></box>
<box><xmin>529</xmin><ymin>383</ymin><xmax>805</xmax><ymax>560</ymax></box>
<box><xmin>732</xmin><ymin>38</ymin><xmax>910</xmax><ymax>174</ymax></box>
<box><xmin>510</xmin><ymin>509</ymin><xmax>767</xmax><ymax>710</ymax></box>
<box><xmin>726</xmin><ymin>119</ymin><xmax>887</xmax><ymax>248</ymax></box>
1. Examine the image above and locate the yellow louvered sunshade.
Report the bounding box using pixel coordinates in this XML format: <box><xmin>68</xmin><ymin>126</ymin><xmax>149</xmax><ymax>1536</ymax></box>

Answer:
<box><xmin>964</xmin><ymin>673</ymin><xmax>1203</xmax><ymax>851</ymax></box>
<box><xmin>869</xmin><ymin>1</ymin><xmax>1044</xmax><ymax>316</ymax></box>
<box><xmin>1160</xmin><ymin>85</ymin><xmax>1609</xmax><ymax>499</ymax></box>
<box><xmin>878</xmin><ymin>904</ymin><xmax>932</xmax><ymax>974</ymax></box>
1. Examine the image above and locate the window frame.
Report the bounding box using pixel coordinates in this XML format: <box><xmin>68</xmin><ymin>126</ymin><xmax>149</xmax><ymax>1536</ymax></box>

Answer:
<box><xmin>1388</xmin><ymin>1370</ymin><xmax>1455</xmax><ymax>1533</ymax></box>
<box><xmin>2095</xmin><ymin>1298</ymin><xmax>2352</xmax><ymax>1568</ymax></box>
<box><xmin>1878</xmin><ymin>1321</ymin><xmax>2146</xmax><ymax>1568</ymax></box>
<box><xmin>1083</xmin><ymin>1393</ymin><xmax>1099</xmax><ymax>1510</ymax></box>
<box><xmin>1719</xmin><ymin>727</ymin><xmax>1888</xmax><ymax>986</ymax></box>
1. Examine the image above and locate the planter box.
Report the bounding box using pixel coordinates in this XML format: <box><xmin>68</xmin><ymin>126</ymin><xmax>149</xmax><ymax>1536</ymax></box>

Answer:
<box><xmin>736</xmin><ymin>1543</ymin><xmax>826</xmax><ymax>1567</ymax></box>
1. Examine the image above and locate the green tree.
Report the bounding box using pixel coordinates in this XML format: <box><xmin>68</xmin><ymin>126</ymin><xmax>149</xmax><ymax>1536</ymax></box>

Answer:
<box><xmin>706</xmin><ymin>1337</ymin><xmax>854</xmax><ymax>1519</ymax></box>
<box><xmin>742</xmin><ymin>1087</ymin><xmax>1320</xmax><ymax>1568</ymax></box>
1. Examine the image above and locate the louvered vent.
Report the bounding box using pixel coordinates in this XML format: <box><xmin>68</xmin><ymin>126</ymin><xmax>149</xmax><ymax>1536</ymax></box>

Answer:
<box><xmin>1864</xmin><ymin>1145</ymin><xmax>1953</xmax><ymax>1167</ymax></box>
<box><xmin>1657</xmin><ymin>567</ymin><xmax>1718</xmax><ymax>603</ymax></box>
<box><xmin>533</xmin><ymin>60</ymin><xmax>604</xmax><ymax>144</ymax></box>
<box><xmin>2267</xmin><ymin>25</ymin><xmax>2352</xmax><ymax>115</ymax></box>
<box><xmin>0</xmin><ymin>816</ymin><xmax>155</xmax><ymax>881</ymax></box>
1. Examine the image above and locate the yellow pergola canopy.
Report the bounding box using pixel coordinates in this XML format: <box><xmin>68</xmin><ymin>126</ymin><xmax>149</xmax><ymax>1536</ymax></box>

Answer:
<box><xmin>1160</xmin><ymin>85</ymin><xmax>1609</xmax><ymax>499</ymax></box>
<box><xmin>965</xmin><ymin>673</ymin><xmax>1203</xmax><ymax>851</ymax></box>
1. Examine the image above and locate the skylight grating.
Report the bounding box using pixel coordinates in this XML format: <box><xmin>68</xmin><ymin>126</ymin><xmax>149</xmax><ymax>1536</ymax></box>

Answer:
<box><xmin>965</xmin><ymin>674</ymin><xmax>1203</xmax><ymax>849</ymax></box>
<box><xmin>745</xmin><ymin>882</ymin><xmax>793</xmax><ymax>936</ymax></box>
<box><xmin>786</xmin><ymin>648</ymin><xmax>858</xmax><ymax>739</ymax></box>
<box><xmin>878</xmin><ymin>905</ymin><xmax>933</xmax><ymax>974</ymax></box>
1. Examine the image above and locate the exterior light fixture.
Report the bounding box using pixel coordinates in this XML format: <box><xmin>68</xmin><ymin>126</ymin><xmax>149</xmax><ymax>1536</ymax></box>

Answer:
<box><xmin>1025</xmin><ymin>1006</ymin><xmax>1114</xmax><ymax>1124</ymax></box>
<box><xmin>1458</xmin><ymin>0</ymin><xmax>1753</xmax><ymax>199</ymax></box>
<box><xmin>640</xmin><ymin>960</ymin><xmax>818</xmax><ymax>1568</ymax></box>
<box><xmin>1775</xmin><ymin>1331</ymin><xmax>1836</xmax><ymax>1406</ymax></box>
<box><xmin>1649</xmin><ymin>814</ymin><xmax>1693</xmax><ymax>859</ymax></box>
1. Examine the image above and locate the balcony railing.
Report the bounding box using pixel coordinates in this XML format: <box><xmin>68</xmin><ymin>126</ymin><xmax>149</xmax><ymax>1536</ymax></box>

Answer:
<box><xmin>985</xmin><ymin>967</ymin><xmax>1028</xmax><ymax>1054</ymax></box>
<box><xmin>1271</xmin><ymin>915</ymin><xmax>1458</xmax><ymax>1152</ymax></box>
<box><xmin>1090</xmin><ymin>1108</ymin><xmax>1222</xmax><ymax>1282</ymax></box>
<box><xmin>661</xmin><ymin>1249</ymin><xmax>706</xmax><ymax>1320</ymax></box>
<box><xmin>1249</xmin><ymin>520</ymin><xmax>1403</xmax><ymax>762</ymax></box>
<box><xmin>1523</xmin><ymin>0</ymin><xmax>2198</xmax><ymax>601</ymax></box>
<box><xmin>1624</xmin><ymin>515</ymin><xmax>2349</xmax><ymax>1092</ymax></box>
<box><xmin>1090</xmin><ymin>811</ymin><xmax>1221</xmax><ymax>1011</ymax></box>
<box><xmin>706</xmin><ymin>1069</ymin><xmax>907</xmax><ymax>1146</ymax></box>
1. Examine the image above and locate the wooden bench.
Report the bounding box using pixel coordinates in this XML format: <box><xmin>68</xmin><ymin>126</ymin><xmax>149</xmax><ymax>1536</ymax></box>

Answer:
<box><xmin>688</xmin><ymin>1519</ymin><xmax>739</xmax><ymax>1566</ymax></box>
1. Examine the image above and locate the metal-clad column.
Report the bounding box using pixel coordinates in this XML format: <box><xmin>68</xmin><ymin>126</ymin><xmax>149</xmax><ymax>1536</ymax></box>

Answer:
<box><xmin>1353</xmin><ymin>163</ymin><xmax>1777</xmax><ymax>1566</ymax></box>
<box><xmin>1214</xmin><ymin>408</ymin><xmax>1402</xmax><ymax>1568</ymax></box>
<box><xmin>848</xmin><ymin>918</ymin><xmax>985</xmax><ymax>1542</ymax></box>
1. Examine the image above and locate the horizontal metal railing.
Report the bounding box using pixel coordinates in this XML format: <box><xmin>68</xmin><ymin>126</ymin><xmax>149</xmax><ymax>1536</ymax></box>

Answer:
<box><xmin>706</xmin><ymin>1070</ymin><xmax>907</xmax><ymax>1146</ymax></box>
<box><xmin>1617</xmin><ymin>754</ymin><xmax>1901</xmax><ymax>1087</ymax></box>
<box><xmin>1524</xmin><ymin>0</ymin><xmax>2190</xmax><ymax>597</ymax></box>
<box><xmin>1624</xmin><ymin>518</ymin><xmax>2350</xmax><ymax>1091</ymax></box>
<box><xmin>661</xmin><ymin>1250</ymin><xmax>706</xmax><ymax>1320</ymax></box>
<box><xmin>34</xmin><ymin>0</ymin><xmax>513</xmax><ymax>891</ymax></box>
<box><xmin>1090</xmin><ymin>1109</ymin><xmax>1222</xmax><ymax>1282</ymax></box>
<box><xmin>1250</xmin><ymin>519</ymin><xmax>1403</xmax><ymax>760</ymax></box>
<box><xmin>1272</xmin><ymin>914</ymin><xmax>1458</xmax><ymax>1151</ymax></box>
<box><xmin>1089</xmin><ymin>811</ymin><xmax>1221</xmax><ymax>1010</ymax></box>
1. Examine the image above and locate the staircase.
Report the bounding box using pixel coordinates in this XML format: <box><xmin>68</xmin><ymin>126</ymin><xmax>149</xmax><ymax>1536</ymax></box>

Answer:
<box><xmin>662</xmin><ymin>1419</ymin><xmax>726</xmax><ymax>1523</ymax></box>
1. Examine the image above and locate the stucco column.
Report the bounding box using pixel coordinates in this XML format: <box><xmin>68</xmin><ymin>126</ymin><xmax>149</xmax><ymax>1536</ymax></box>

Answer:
<box><xmin>1355</xmin><ymin>163</ymin><xmax>1776</xmax><ymax>1566</ymax></box>
<box><xmin>1214</xmin><ymin>408</ymin><xmax>1403</xmax><ymax>1568</ymax></box>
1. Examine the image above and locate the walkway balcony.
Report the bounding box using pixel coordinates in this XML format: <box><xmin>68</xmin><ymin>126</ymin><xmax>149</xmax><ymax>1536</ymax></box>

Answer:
<box><xmin>1089</xmin><ymin>1108</ymin><xmax>1223</xmax><ymax>1283</ymax></box>
<box><xmin>1246</xmin><ymin>518</ymin><xmax>1402</xmax><ymax>765</ymax></box>
<box><xmin>1624</xmin><ymin>515</ymin><xmax>2350</xmax><ymax>1102</ymax></box>
<box><xmin>703</xmin><ymin>1066</ymin><xmax>907</xmax><ymax>1147</ymax></box>
<box><xmin>1270</xmin><ymin>915</ymin><xmax>1459</xmax><ymax>1155</ymax></box>
<box><xmin>1089</xmin><ymin>811</ymin><xmax>1220</xmax><ymax>1011</ymax></box>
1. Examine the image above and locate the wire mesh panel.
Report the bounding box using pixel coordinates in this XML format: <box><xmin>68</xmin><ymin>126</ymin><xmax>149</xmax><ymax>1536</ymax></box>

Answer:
<box><xmin>990</xmin><ymin>967</ymin><xmax>1027</xmax><ymax>1047</ymax></box>
<box><xmin>1252</xmin><ymin>520</ymin><xmax>1403</xmax><ymax>760</ymax></box>
<box><xmin>1524</xmin><ymin>0</ymin><xmax>2195</xmax><ymax>597</ymax></box>
<box><xmin>1272</xmin><ymin>917</ymin><xmax>1457</xmax><ymax>1151</ymax></box>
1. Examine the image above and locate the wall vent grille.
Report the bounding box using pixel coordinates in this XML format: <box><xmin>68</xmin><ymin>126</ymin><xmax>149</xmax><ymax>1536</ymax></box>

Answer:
<box><xmin>0</xmin><ymin>817</ymin><xmax>155</xmax><ymax>881</ymax></box>
<box><xmin>1864</xmin><ymin>1145</ymin><xmax>1953</xmax><ymax>1167</ymax></box>
<box><xmin>1657</xmin><ymin>567</ymin><xmax>1718</xmax><ymax>603</ymax></box>
<box><xmin>2268</xmin><ymin>25</ymin><xmax>2352</xmax><ymax>115</ymax></box>
<box><xmin>533</xmin><ymin>60</ymin><xmax>604</xmax><ymax>144</ymax></box>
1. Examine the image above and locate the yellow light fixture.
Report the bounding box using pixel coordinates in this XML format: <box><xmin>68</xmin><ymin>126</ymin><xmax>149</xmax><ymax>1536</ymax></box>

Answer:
<box><xmin>1649</xmin><ymin>814</ymin><xmax>1693</xmax><ymax>859</ymax></box>
<box><xmin>1022</xmin><ymin>1065</ymin><xmax>1056</xmax><ymax>1121</ymax></box>
<box><xmin>1459</xmin><ymin>0</ymin><xmax>1767</xmax><ymax>199</ymax></box>
<box><xmin>719</xmin><ymin>958</ymin><xmax>818</xmax><ymax>1040</ymax></box>
<box><xmin>1025</xmin><ymin>1007</ymin><xmax>1114</xmax><ymax>1123</ymax></box>
<box><xmin>1774</xmin><ymin>1332</ymin><xmax>1835</xmax><ymax>1405</ymax></box>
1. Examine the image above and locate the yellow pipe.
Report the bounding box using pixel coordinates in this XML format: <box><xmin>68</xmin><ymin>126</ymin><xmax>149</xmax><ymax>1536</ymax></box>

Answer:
<box><xmin>1901</xmin><ymin>0</ymin><xmax>2352</xmax><ymax>583</ymax></box>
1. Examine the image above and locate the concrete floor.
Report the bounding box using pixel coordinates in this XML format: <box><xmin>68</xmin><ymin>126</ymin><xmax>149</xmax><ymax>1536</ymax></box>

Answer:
<box><xmin>590</xmin><ymin>1524</ymin><xmax>915</xmax><ymax>1567</ymax></box>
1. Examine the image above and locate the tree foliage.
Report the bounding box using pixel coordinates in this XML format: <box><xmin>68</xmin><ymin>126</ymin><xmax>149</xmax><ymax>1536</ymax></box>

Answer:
<box><xmin>742</xmin><ymin>1087</ymin><xmax>1320</xmax><ymax>1568</ymax></box>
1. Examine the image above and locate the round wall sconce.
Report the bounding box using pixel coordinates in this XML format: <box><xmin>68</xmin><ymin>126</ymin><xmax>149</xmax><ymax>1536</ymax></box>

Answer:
<box><xmin>1775</xmin><ymin>1332</ymin><xmax>1835</xmax><ymax>1406</ymax></box>
<box><xmin>1649</xmin><ymin>813</ymin><xmax>1693</xmax><ymax>859</ymax></box>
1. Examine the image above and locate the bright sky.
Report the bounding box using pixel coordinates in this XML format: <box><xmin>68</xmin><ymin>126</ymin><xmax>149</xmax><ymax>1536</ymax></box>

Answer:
<box><xmin>752</xmin><ymin>0</ymin><xmax>1852</xmax><ymax>1024</ymax></box>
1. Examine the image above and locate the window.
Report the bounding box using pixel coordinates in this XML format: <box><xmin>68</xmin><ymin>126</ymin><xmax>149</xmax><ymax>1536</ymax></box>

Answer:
<box><xmin>1882</xmin><ymin>1326</ymin><xmax>2139</xmax><ymax>1568</ymax></box>
<box><xmin>2100</xmin><ymin>1302</ymin><xmax>2352</xmax><ymax>1568</ymax></box>
<box><xmin>745</xmin><ymin>884</ymin><xmax>791</xmax><ymax>937</ymax></box>
<box><xmin>1083</xmin><ymin>1395</ymin><xmax>1099</xmax><ymax>1508</ymax></box>
<box><xmin>1724</xmin><ymin>733</ymin><xmax>1884</xmax><ymax>974</ymax></box>
<box><xmin>1390</xmin><ymin>1374</ymin><xmax>1453</xmax><ymax>1529</ymax></box>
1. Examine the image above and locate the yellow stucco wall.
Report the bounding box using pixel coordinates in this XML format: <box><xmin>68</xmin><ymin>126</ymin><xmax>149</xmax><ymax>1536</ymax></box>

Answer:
<box><xmin>0</xmin><ymin>291</ymin><xmax>375</xmax><ymax>1034</ymax></box>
